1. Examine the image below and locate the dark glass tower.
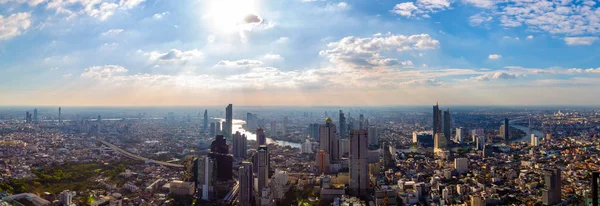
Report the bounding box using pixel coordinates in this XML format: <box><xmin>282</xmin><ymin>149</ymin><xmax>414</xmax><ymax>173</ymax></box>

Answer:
<box><xmin>224</xmin><ymin>104</ymin><xmax>233</xmax><ymax>138</ymax></box>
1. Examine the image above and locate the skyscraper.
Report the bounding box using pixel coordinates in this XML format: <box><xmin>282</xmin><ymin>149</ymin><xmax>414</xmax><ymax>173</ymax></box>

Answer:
<box><xmin>224</xmin><ymin>104</ymin><xmax>233</xmax><ymax>138</ymax></box>
<box><xmin>434</xmin><ymin>133</ymin><xmax>447</xmax><ymax>151</ymax></box>
<box><xmin>209</xmin><ymin>122</ymin><xmax>216</xmax><ymax>137</ymax></box>
<box><xmin>455</xmin><ymin>127</ymin><xmax>462</xmax><ymax>143</ymax></box>
<box><xmin>319</xmin><ymin>118</ymin><xmax>339</xmax><ymax>161</ymax></box>
<box><xmin>257</xmin><ymin>128</ymin><xmax>266</xmax><ymax>146</ymax></box>
<box><xmin>203</xmin><ymin>109</ymin><xmax>208</xmax><ymax>131</ymax></box>
<box><xmin>58</xmin><ymin>107</ymin><xmax>62</xmax><ymax>123</ymax></box>
<box><xmin>270</xmin><ymin>121</ymin><xmax>276</xmax><ymax>137</ymax></box>
<box><xmin>349</xmin><ymin>129</ymin><xmax>368</xmax><ymax>197</ymax></box>
<box><xmin>339</xmin><ymin>110</ymin><xmax>346</xmax><ymax>139</ymax></box>
<box><xmin>194</xmin><ymin>156</ymin><xmax>216</xmax><ymax>200</ymax></box>
<box><xmin>542</xmin><ymin>169</ymin><xmax>561</xmax><ymax>205</ymax></box>
<box><xmin>238</xmin><ymin>161</ymin><xmax>254</xmax><ymax>206</ymax></box>
<box><xmin>316</xmin><ymin>150</ymin><xmax>329</xmax><ymax>173</ymax></box>
<box><xmin>33</xmin><ymin>108</ymin><xmax>38</xmax><ymax>122</ymax></box>
<box><xmin>215</xmin><ymin>121</ymin><xmax>221</xmax><ymax>135</ymax></box>
<box><xmin>504</xmin><ymin>118</ymin><xmax>510</xmax><ymax>142</ymax></box>
<box><xmin>209</xmin><ymin>135</ymin><xmax>233</xmax><ymax>181</ymax></box>
<box><xmin>443</xmin><ymin>109</ymin><xmax>451</xmax><ymax>141</ymax></box>
<box><xmin>233</xmin><ymin>131</ymin><xmax>247</xmax><ymax>159</ymax></box>
<box><xmin>367</xmin><ymin>126</ymin><xmax>378</xmax><ymax>146</ymax></box>
<box><xmin>257</xmin><ymin>145</ymin><xmax>269</xmax><ymax>196</ymax></box>
<box><xmin>359</xmin><ymin>114</ymin><xmax>364</xmax><ymax>130</ymax></box>
<box><xmin>433</xmin><ymin>103</ymin><xmax>442</xmax><ymax>135</ymax></box>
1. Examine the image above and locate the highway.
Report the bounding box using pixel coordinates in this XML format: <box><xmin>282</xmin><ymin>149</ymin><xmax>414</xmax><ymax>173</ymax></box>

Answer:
<box><xmin>98</xmin><ymin>140</ymin><xmax>184</xmax><ymax>168</ymax></box>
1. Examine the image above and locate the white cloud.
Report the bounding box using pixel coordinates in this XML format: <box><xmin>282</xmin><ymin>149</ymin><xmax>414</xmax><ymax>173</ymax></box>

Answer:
<box><xmin>46</xmin><ymin>0</ymin><xmax>146</xmax><ymax>20</ymax></box>
<box><xmin>467</xmin><ymin>0</ymin><xmax>600</xmax><ymax>36</ymax></box>
<box><xmin>0</xmin><ymin>12</ymin><xmax>31</xmax><ymax>41</ymax></box>
<box><xmin>488</xmin><ymin>54</ymin><xmax>501</xmax><ymax>60</ymax></box>
<box><xmin>568</xmin><ymin>67</ymin><xmax>600</xmax><ymax>73</ymax></box>
<box><xmin>101</xmin><ymin>29</ymin><xmax>123</xmax><ymax>36</ymax></box>
<box><xmin>462</xmin><ymin>0</ymin><xmax>497</xmax><ymax>8</ymax></box>
<box><xmin>275</xmin><ymin>37</ymin><xmax>289</xmax><ymax>44</ymax></box>
<box><xmin>0</xmin><ymin>0</ymin><xmax>44</xmax><ymax>6</ymax></box>
<box><xmin>502</xmin><ymin>36</ymin><xmax>519</xmax><ymax>40</ymax></box>
<box><xmin>469</xmin><ymin>13</ymin><xmax>492</xmax><ymax>26</ymax></box>
<box><xmin>391</xmin><ymin>0</ymin><xmax>451</xmax><ymax>18</ymax></box>
<box><xmin>527</xmin><ymin>35</ymin><xmax>534</xmax><ymax>40</ymax></box>
<box><xmin>400</xmin><ymin>78</ymin><xmax>444</xmax><ymax>86</ymax></box>
<box><xmin>263</xmin><ymin>53</ymin><xmax>283</xmax><ymax>61</ymax></box>
<box><xmin>564</xmin><ymin>37</ymin><xmax>598</xmax><ymax>46</ymax></box>
<box><xmin>215</xmin><ymin>59</ymin><xmax>264</xmax><ymax>68</ymax></box>
<box><xmin>319</xmin><ymin>33</ymin><xmax>439</xmax><ymax>68</ymax></box>
<box><xmin>145</xmin><ymin>49</ymin><xmax>203</xmax><ymax>62</ymax></box>
<box><xmin>469</xmin><ymin>71</ymin><xmax>521</xmax><ymax>81</ymax></box>
<box><xmin>337</xmin><ymin>2</ymin><xmax>348</xmax><ymax>9</ymax></box>
<box><xmin>81</xmin><ymin>65</ymin><xmax>129</xmax><ymax>80</ymax></box>
<box><xmin>119</xmin><ymin>0</ymin><xmax>146</xmax><ymax>9</ymax></box>
<box><xmin>153</xmin><ymin>12</ymin><xmax>169</xmax><ymax>19</ymax></box>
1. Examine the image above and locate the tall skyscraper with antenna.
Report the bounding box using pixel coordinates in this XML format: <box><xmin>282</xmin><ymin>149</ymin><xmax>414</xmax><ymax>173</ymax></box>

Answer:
<box><xmin>203</xmin><ymin>109</ymin><xmax>208</xmax><ymax>131</ymax></box>
<box><xmin>433</xmin><ymin>103</ymin><xmax>442</xmax><ymax>135</ymax></box>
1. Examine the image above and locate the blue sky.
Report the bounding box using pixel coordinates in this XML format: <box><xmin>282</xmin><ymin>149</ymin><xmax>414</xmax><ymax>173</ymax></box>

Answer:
<box><xmin>1</xmin><ymin>0</ymin><xmax>600</xmax><ymax>106</ymax></box>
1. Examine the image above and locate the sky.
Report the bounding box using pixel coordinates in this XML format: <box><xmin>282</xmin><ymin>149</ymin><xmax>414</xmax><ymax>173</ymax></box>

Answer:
<box><xmin>1</xmin><ymin>0</ymin><xmax>600</xmax><ymax>106</ymax></box>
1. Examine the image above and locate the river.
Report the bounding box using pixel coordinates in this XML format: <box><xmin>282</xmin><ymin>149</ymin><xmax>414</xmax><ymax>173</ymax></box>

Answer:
<box><xmin>508</xmin><ymin>119</ymin><xmax>545</xmax><ymax>143</ymax></box>
<box><xmin>217</xmin><ymin>118</ymin><xmax>301</xmax><ymax>148</ymax></box>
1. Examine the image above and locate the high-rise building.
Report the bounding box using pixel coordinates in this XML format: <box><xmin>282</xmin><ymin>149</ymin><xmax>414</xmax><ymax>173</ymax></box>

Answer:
<box><xmin>60</xmin><ymin>190</ymin><xmax>76</xmax><ymax>206</ymax></box>
<box><xmin>454</xmin><ymin>158</ymin><xmax>468</xmax><ymax>174</ymax></box>
<box><xmin>531</xmin><ymin>134</ymin><xmax>539</xmax><ymax>146</ymax></box>
<box><xmin>203</xmin><ymin>109</ymin><xmax>208</xmax><ymax>131</ymax></box>
<box><xmin>25</xmin><ymin>112</ymin><xmax>32</xmax><ymax>123</ymax></box>
<box><xmin>455</xmin><ymin>127</ymin><xmax>462</xmax><ymax>143</ymax></box>
<box><xmin>359</xmin><ymin>114</ymin><xmax>364</xmax><ymax>130</ymax></box>
<box><xmin>301</xmin><ymin>139</ymin><xmax>312</xmax><ymax>154</ymax></box>
<box><xmin>367</xmin><ymin>126</ymin><xmax>378</xmax><ymax>146</ymax></box>
<box><xmin>246</xmin><ymin>113</ymin><xmax>258</xmax><ymax>131</ymax></box>
<box><xmin>338</xmin><ymin>138</ymin><xmax>349</xmax><ymax>158</ymax></box>
<box><xmin>319</xmin><ymin>118</ymin><xmax>339</xmax><ymax>161</ymax></box>
<box><xmin>238</xmin><ymin>161</ymin><xmax>254</xmax><ymax>206</ymax></box>
<box><xmin>224</xmin><ymin>104</ymin><xmax>233</xmax><ymax>138</ymax></box>
<box><xmin>209</xmin><ymin>135</ymin><xmax>233</xmax><ymax>181</ymax></box>
<box><xmin>283</xmin><ymin>117</ymin><xmax>288</xmax><ymax>136</ymax></box>
<box><xmin>349</xmin><ymin>129</ymin><xmax>369</xmax><ymax>197</ymax></box>
<box><xmin>308</xmin><ymin>123</ymin><xmax>320</xmax><ymax>140</ymax></box>
<box><xmin>316</xmin><ymin>150</ymin><xmax>329</xmax><ymax>173</ymax></box>
<box><xmin>97</xmin><ymin>115</ymin><xmax>101</xmax><ymax>121</ymax></box>
<box><xmin>433</xmin><ymin>103</ymin><xmax>442</xmax><ymax>136</ymax></box>
<box><xmin>257</xmin><ymin>145</ymin><xmax>269</xmax><ymax>196</ymax></box>
<box><xmin>504</xmin><ymin>118</ymin><xmax>510</xmax><ymax>142</ymax></box>
<box><xmin>233</xmin><ymin>131</ymin><xmax>248</xmax><ymax>158</ymax></box>
<box><xmin>33</xmin><ymin>108</ymin><xmax>38</xmax><ymax>122</ymax></box>
<box><xmin>434</xmin><ymin>133</ymin><xmax>447</xmax><ymax>151</ymax></box>
<box><xmin>443</xmin><ymin>109</ymin><xmax>451</xmax><ymax>141</ymax></box>
<box><xmin>270</xmin><ymin>121</ymin><xmax>276</xmax><ymax>137</ymax></box>
<box><xmin>58</xmin><ymin>107</ymin><xmax>62</xmax><ymax>123</ymax></box>
<box><xmin>194</xmin><ymin>156</ymin><xmax>216</xmax><ymax>200</ymax></box>
<box><xmin>209</xmin><ymin>123</ymin><xmax>216</xmax><ymax>137</ymax></box>
<box><xmin>339</xmin><ymin>110</ymin><xmax>346</xmax><ymax>139</ymax></box>
<box><xmin>215</xmin><ymin>121</ymin><xmax>221</xmax><ymax>135</ymax></box>
<box><xmin>542</xmin><ymin>169</ymin><xmax>561</xmax><ymax>205</ymax></box>
<box><xmin>257</xmin><ymin>128</ymin><xmax>266</xmax><ymax>145</ymax></box>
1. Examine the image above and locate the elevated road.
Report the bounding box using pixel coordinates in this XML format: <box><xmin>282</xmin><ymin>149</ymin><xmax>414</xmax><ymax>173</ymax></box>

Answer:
<box><xmin>98</xmin><ymin>140</ymin><xmax>184</xmax><ymax>168</ymax></box>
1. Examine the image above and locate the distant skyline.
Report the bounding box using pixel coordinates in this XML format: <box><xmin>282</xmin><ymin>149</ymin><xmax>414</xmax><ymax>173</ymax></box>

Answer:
<box><xmin>1</xmin><ymin>0</ymin><xmax>600</xmax><ymax>106</ymax></box>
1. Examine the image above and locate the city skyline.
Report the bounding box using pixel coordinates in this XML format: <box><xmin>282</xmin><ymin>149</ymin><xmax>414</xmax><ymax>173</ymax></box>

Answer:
<box><xmin>1</xmin><ymin>0</ymin><xmax>600</xmax><ymax>106</ymax></box>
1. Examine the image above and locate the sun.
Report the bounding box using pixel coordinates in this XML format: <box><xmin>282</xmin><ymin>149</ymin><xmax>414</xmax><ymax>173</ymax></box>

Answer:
<box><xmin>204</xmin><ymin>0</ymin><xmax>259</xmax><ymax>33</ymax></box>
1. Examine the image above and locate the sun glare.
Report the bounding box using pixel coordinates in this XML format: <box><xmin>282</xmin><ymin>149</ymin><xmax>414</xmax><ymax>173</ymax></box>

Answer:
<box><xmin>205</xmin><ymin>0</ymin><xmax>258</xmax><ymax>33</ymax></box>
